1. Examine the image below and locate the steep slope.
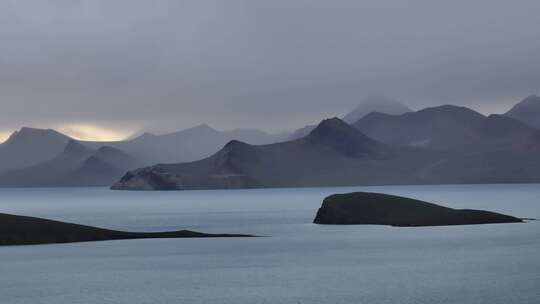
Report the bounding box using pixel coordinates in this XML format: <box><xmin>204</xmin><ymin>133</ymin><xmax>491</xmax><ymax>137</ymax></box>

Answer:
<box><xmin>505</xmin><ymin>95</ymin><xmax>540</xmax><ymax>128</ymax></box>
<box><xmin>0</xmin><ymin>128</ymin><xmax>71</xmax><ymax>173</ymax></box>
<box><xmin>354</xmin><ymin>105</ymin><xmax>536</xmax><ymax>150</ymax></box>
<box><xmin>112</xmin><ymin>118</ymin><xmax>438</xmax><ymax>190</ymax></box>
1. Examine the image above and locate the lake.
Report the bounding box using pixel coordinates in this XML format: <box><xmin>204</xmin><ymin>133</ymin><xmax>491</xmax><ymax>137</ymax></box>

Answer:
<box><xmin>1</xmin><ymin>184</ymin><xmax>539</xmax><ymax>304</ymax></box>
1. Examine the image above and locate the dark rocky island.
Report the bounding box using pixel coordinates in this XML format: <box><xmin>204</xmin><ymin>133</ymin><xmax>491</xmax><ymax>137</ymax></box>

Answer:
<box><xmin>313</xmin><ymin>192</ymin><xmax>523</xmax><ymax>226</ymax></box>
<box><xmin>0</xmin><ymin>213</ymin><xmax>253</xmax><ymax>246</ymax></box>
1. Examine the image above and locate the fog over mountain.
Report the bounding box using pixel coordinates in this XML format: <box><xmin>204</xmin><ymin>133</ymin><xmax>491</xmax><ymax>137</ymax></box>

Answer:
<box><xmin>1</xmin><ymin>1</ymin><xmax>539</xmax><ymax>136</ymax></box>
<box><xmin>290</xmin><ymin>96</ymin><xmax>411</xmax><ymax>139</ymax></box>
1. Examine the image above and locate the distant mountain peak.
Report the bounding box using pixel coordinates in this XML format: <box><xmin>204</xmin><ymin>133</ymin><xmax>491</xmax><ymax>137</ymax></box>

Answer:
<box><xmin>308</xmin><ymin>118</ymin><xmax>388</xmax><ymax>157</ymax></box>
<box><xmin>309</xmin><ymin>118</ymin><xmax>370</xmax><ymax>142</ymax></box>
<box><xmin>5</xmin><ymin>127</ymin><xmax>65</xmax><ymax>143</ymax></box>
<box><xmin>414</xmin><ymin>104</ymin><xmax>486</xmax><ymax>121</ymax></box>
<box><xmin>224</xmin><ymin>139</ymin><xmax>250</xmax><ymax>148</ymax></box>
<box><xmin>63</xmin><ymin>140</ymin><xmax>92</xmax><ymax>156</ymax></box>
<box><xmin>310</xmin><ymin>117</ymin><xmax>351</xmax><ymax>135</ymax></box>
<box><xmin>420</xmin><ymin>104</ymin><xmax>479</xmax><ymax>113</ymax></box>
<box><xmin>160</xmin><ymin>123</ymin><xmax>219</xmax><ymax>138</ymax></box>
<box><xmin>19</xmin><ymin>127</ymin><xmax>54</xmax><ymax>134</ymax></box>
<box><xmin>343</xmin><ymin>96</ymin><xmax>411</xmax><ymax>123</ymax></box>
<box><xmin>191</xmin><ymin>123</ymin><xmax>215</xmax><ymax>132</ymax></box>
<box><xmin>96</xmin><ymin>145</ymin><xmax>125</xmax><ymax>155</ymax></box>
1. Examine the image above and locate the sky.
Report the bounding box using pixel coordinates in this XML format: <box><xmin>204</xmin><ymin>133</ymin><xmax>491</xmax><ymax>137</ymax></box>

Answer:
<box><xmin>0</xmin><ymin>0</ymin><xmax>539</xmax><ymax>142</ymax></box>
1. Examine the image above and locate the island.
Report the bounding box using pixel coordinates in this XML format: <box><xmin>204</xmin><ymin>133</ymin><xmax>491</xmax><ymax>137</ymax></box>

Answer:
<box><xmin>313</xmin><ymin>192</ymin><xmax>523</xmax><ymax>226</ymax></box>
<box><xmin>0</xmin><ymin>212</ymin><xmax>253</xmax><ymax>246</ymax></box>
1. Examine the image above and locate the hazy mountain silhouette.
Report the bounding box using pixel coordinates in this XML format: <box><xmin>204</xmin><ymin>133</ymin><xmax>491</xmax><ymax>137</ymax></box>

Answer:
<box><xmin>0</xmin><ymin>140</ymin><xmax>142</xmax><ymax>187</ymax></box>
<box><xmin>343</xmin><ymin>96</ymin><xmax>411</xmax><ymax>123</ymax></box>
<box><xmin>0</xmin><ymin>124</ymin><xmax>286</xmax><ymax>185</ymax></box>
<box><xmin>504</xmin><ymin>95</ymin><xmax>540</xmax><ymax>128</ymax></box>
<box><xmin>0</xmin><ymin>128</ymin><xmax>71</xmax><ymax>173</ymax></box>
<box><xmin>112</xmin><ymin>118</ymin><xmax>440</xmax><ymax>190</ymax></box>
<box><xmin>290</xmin><ymin>96</ymin><xmax>411</xmax><ymax>139</ymax></box>
<box><xmin>84</xmin><ymin>124</ymin><xmax>288</xmax><ymax>165</ymax></box>
<box><xmin>353</xmin><ymin>105</ymin><xmax>536</xmax><ymax>150</ymax></box>
<box><xmin>3</xmin><ymin>97</ymin><xmax>540</xmax><ymax>188</ymax></box>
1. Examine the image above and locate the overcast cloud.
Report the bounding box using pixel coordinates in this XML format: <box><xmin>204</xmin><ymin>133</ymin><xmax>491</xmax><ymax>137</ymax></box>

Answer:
<box><xmin>0</xmin><ymin>0</ymin><xmax>539</xmax><ymax>136</ymax></box>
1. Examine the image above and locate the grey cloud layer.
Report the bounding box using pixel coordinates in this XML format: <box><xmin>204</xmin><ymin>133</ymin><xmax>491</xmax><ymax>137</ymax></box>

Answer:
<box><xmin>1</xmin><ymin>0</ymin><xmax>539</xmax><ymax>132</ymax></box>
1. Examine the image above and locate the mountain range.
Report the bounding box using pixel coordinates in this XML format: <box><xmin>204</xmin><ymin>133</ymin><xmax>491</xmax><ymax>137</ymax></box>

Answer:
<box><xmin>354</xmin><ymin>105</ymin><xmax>536</xmax><ymax>150</ymax></box>
<box><xmin>112</xmin><ymin>118</ymin><xmax>440</xmax><ymax>190</ymax></box>
<box><xmin>113</xmin><ymin>95</ymin><xmax>540</xmax><ymax>190</ymax></box>
<box><xmin>0</xmin><ymin>125</ymin><xmax>287</xmax><ymax>187</ymax></box>
<box><xmin>1</xmin><ymin>95</ymin><xmax>539</xmax><ymax>188</ymax></box>
<box><xmin>0</xmin><ymin>140</ymin><xmax>141</xmax><ymax>187</ymax></box>
<box><xmin>83</xmin><ymin>124</ymin><xmax>288</xmax><ymax>165</ymax></box>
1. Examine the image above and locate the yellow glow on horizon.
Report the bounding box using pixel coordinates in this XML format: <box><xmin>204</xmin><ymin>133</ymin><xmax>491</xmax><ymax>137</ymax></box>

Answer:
<box><xmin>0</xmin><ymin>131</ymin><xmax>11</xmax><ymax>144</ymax></box>
<box><xmin>55</xmin><ymin>124</ymin><xmax>133</xmax><ymax>142</ymax></box>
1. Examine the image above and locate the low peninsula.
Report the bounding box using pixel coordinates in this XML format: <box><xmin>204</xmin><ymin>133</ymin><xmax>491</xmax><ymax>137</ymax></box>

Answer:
<box><xmin>313</xmin><ymin>192</ymin><xmax>523</xmax><ymax>226</ymax></box>
<box><xmin>0</xmin><ymin>212</ymin><xmax>253</xmax><ymax>246</ymax></box>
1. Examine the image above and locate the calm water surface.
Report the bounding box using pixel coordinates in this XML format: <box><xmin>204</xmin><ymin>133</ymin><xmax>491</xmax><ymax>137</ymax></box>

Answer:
<box><xmin>0</xmin><ymin>184</ymin><xmax>539</xmax><ymax>304</ymax></box>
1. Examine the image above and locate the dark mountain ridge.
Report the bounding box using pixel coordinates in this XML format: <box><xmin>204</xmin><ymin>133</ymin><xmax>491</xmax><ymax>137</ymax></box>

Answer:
<box><xmin>354</xmin><ymin>105</ymin><xmax>537</xmax><ymax>150</ymax></box>
<box><xmin>112</xmin><ymin>118</ymin><xmax>438</xmax><ymax>190</ymax></box>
